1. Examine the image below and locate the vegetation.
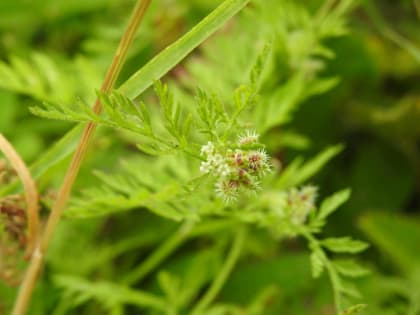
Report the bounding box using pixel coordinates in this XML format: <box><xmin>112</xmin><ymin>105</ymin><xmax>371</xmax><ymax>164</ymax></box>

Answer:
<box><xmin>0</xmin><ymin>0</ymin><xmax>419</xmax><ymax>314</ymax></box>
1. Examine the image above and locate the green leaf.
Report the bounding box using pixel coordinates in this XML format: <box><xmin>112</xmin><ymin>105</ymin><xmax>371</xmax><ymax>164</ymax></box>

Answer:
<box><xmin>259</xmin><ymin>73</ymin><xmax>305</xmax><ymax>132</ymax></box>
<box><xmin>182</xmin><ymin>113</ymin><xmax>193</xmax><ymax>140</ymax></box>
<box><xmin>333</xmin><ymin>259</ymin><xmax>370</xmax><ymax>278</ymax></box>
<box><xmin>321</xmin><ymin>237</ymin><xmax>369</xmax><ymax>254</ymax></box>
<box><xmin>293</xmin><ymin>145</ymin><xmax>343</xmax><ymax>186</ymax></box>
<box><xmin>53</xmin><ymin>275</ymin><xmax>166</xmax><ymax>311</ymax></box>
<box><xmin>310</xmin><ymin>249</ymin><xmax>326</xmax><ymax>278</ymax></box>
<box><xmin>304</xmin><ymin>76</ymin><xmax>340</xmax><ymax>98</ymax></box>
<box><xmin>275</xmin><ymin>145</ymin><xmax>343</xmax><ymax>189</ymax></box>
<box><xmin>337</xmin><ymin>279</ymin><xmax>362</xmax><ymax>298</ymax></box>
<box><xmin>118</xmin><ymin>0</ymin><xmax>251</xmax><ymax>99</ymax></box>
<box><xmin>66</xmin><ymin>182</ymin><xmax>183</xmax><ymax>221</ymax></box>
<box><xmin>136</xmin><ymin>142</ymin><xmax>165</xmax><ymax>156</ymax></box>
<box><xmin>317</xmin><ymin>188</ymin><xmax>351</xmax><ymax>221</ymax></box>
<box><xmin>249</xmin><ymin>42</ymin><xmax>272</xmax><ymax>91</ymax></box>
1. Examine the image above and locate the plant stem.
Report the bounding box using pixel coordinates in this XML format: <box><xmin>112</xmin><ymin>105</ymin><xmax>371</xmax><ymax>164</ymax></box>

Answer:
<box><xmin>0</xmin><ymin>134</ymin><xmax>39</xmax><ymax>257</ymax></box>
<box><xmin>11</xmin><ymin>1</ymin><xmax>152</xmax><ymax>314</ymax></box>
<box><xmin>191</xmin><ymin>227</ymin><xmax>246</xmax><ymax>315</ymax></box>
<box><xmin>299</xmin><ymin>228</ymin><xmax>343</xmax><ymax>313</ymax></box>
<box><xmin>122</xmin><ymin>219</ymin><xmax>238</xmax><ymax>285</ymax></box>
<box><xmin>315</xmin><ymin>0</ymin><xmax>336</xmax><ymax>23</ymax></box>
<box><xmin>123</xmin><ymin>221</ymin><xmax>194</xmax><ymax>285</ymax></box>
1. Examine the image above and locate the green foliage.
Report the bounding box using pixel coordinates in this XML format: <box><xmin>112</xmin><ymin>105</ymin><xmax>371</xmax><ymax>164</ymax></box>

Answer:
<box><xmin>0</xmin><ymin>53</ymin><xmax>101</xmax><ymax>103</ymax></box>
<box><xmin>65</xmin><ymin>156</ymin><xmax>193</xmax><ymax>220</ymax></box>
<box><xmin>118</xmin><ymin>0</ymin><xmax>252</xmax><ymax>100</ymax></box>
<box><xmin>2</xmin><ymin>0</ymin><xmax>419</xmax><ymax>314</ymax></box>
<box><xmin>274</xmin><ymin>144</ymin><xmax>343</xmax><ymax>189</ymax></box>
<box><xmin>54</xmin><ymin>275</ymin><xmax>167</xmax><ymax>311</ymax></box>
<box><xmin>30</xmin><ymin>39</ymin><xmax>269</xmax><ymax>159</ymax></box>
<box><xmin>286</xmin><ymin>189</ymin><xmax>370</xmax><ymax>313</ymax></box>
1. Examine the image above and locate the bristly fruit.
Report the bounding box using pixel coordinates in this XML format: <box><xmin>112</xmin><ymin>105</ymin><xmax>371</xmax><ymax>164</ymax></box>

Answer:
<box><xmin>199</xmin><ymin>131</ymin><xmax>272</xmax><ymax>202</ymax></box>
<box><xmin>285</xmin><ymin>185</ymin><xmax>318</xmax><ymax>224</ymax></box>
<box><xmin>0</xmin><ymin>195</ymin><xmax>27</xmax><ymax>286</ymax></box>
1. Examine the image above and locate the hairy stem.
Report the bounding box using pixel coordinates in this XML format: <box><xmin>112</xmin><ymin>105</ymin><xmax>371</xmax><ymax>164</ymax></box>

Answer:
<box><xmin>191</xmin><ymin>227</ymin><xmax>246</xmax><ymax>315</ymax></box>
<box><xmin>0</xmin><ymin>134</ymin><xmax>39</xmax><ymax>257</ymax></box>
<box><xmin>11</xmin><ymin>1</ymin><xmax>152</xmax><ymax>314</ymax></box>
<box><xmin>123</xmin><ymin>221</ymin><xmax>194</xmax><ymax>285</ymax></box>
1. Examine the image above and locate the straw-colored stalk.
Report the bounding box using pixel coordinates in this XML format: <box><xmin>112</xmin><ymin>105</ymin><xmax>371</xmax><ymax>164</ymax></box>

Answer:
<box><xmin>0</xmin><ymin>134</ymin><xmax>39</xmax><ymax>258</ymax></box>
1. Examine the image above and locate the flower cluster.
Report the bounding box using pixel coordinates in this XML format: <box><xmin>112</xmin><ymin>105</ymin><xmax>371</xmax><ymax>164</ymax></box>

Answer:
<box><xmin>265</xmin><ymin>185</ymin><xmax>318</xmax><ymax>238</ymax></box>
<box><xmin>284</xmin><ymin>185</ymin><xmax>318</xmax><ymax>224</ymax></box>
<box><xmin>199</xmin><ymin>131</ymin><xmax>272</xmax><ymax>202</ymax></box>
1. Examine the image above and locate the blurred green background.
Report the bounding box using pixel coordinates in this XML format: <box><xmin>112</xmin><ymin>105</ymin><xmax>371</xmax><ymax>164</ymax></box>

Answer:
<box><xmin>0</xmin><ymin>0</ymin><xmax>419</xmax><ymax>314</ymax></box>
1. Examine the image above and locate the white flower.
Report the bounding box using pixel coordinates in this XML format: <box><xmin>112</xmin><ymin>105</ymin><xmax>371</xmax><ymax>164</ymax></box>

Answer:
<box><xmin>199</xmin><ymin>161</ymin><xmax>211</xmax><ymax>174</ymax></box>
<box><xmin>209</xmin><ymin>153</ymin><xmax>223</xmax><ymax>164</ymax></box>
<box><xmin>200</xmin><ymin>141</ymin><xmax>215</xmax><ymax>156</ymax></box>
<box><xmin>217</xmin><ymin>163</ymin><xmax>231</xmax><ymax>177</ymax></box>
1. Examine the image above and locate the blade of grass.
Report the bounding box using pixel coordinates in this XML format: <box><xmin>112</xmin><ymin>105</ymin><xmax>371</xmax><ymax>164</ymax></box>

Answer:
<box><xmin>118</xmin><ymin>0</ymin><xmax>251</xmax><ymax>99</ymax></box>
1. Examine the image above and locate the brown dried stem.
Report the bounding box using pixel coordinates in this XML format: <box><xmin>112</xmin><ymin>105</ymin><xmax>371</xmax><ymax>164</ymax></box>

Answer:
<box><xmin>0</xmin><ymin>134</ymin><xmax>39</xmax><ymax>257</ymax></box>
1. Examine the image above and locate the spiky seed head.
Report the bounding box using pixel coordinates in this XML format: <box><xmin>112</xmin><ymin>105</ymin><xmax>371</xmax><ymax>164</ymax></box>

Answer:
<box><xmin>215</xmin><ymin>179</ymin><xmax>239</xmax><ymax>202</ymax></box>
<box><xmin>238</xmin><ymin>130</ymin><xmax>259</xmax><ymax>147</ymax></box>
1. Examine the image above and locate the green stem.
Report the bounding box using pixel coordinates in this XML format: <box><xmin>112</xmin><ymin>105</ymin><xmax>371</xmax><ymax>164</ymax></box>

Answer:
<box><xmin>221</xmin><ymin>91</ymin><xmax>257</xmax><ymax>142</ymax></box>
<box><xmin>299</xmin><ymin>228</ymin><xmax>343</xmax><ymax>313</ymax></box>
<box><xmin>122</xmin><ymin>219</ymin><xmax>236</xmax><ymax>286</ymax></box>
<box><xmin>191</xmin><ymin>227</ymin><xmax>246</xmax><ymax>315</ymax></box>
<box><xmin>315</xmin><ymin>0</ymin><xmax>336</xmax><ymax>23</ymax></box>
<box><xmin>123</xmin><ymin>221</ymin><xmax>194</xmax><ymax>285</ymax></box>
